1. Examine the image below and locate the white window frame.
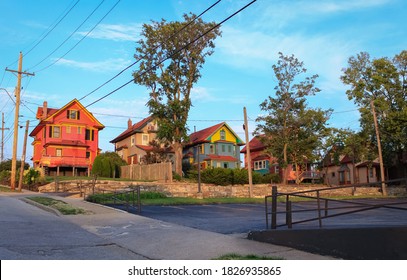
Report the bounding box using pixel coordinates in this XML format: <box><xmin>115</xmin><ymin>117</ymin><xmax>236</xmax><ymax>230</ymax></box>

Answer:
<box><xmin>142</xmin><ymin>134</ymin><xmax>149</xmax><ymax>145</ymax></box>
<box><xmin>254</xmin><ymin>160</ymin><xmax>267</xmax><ymax>170</ymax></box>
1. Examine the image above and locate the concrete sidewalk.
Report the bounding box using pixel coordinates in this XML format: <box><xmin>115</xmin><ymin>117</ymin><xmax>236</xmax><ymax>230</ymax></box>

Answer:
<box><xmin>11</xmin><ymin>190</ymin><xmax>336</xmax><ymax>260</ymax></box>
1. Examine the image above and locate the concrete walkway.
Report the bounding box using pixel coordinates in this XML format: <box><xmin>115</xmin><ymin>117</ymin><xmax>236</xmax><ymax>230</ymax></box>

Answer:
<box><xmin>4</xmin><ymin>190</ymin><xmax>336</xmax><ymax>260</ymax></box>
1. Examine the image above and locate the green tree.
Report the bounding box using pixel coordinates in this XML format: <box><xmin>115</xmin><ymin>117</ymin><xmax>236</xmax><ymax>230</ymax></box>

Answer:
<box><xmin>133</xmin><ymin>13</ymin><xmax>221</xmax><ymax>176</ymax></box>
<box><xmin>341</xmin><ymin>51</ymin><xmax>407</xmax><ymax>177</ymax></box>
<box><xmin>256</xmin><ymin>53</ymin><xmax>331</xmax><ymax>184</ymax></box>
<box><xmin>141</xmin><ymin>140</ymin><xmax>171</xmax><ymax>164</ymax></box>
<box><xmin>0</xmin><ymin>159</ymin><xmax>29</xmax><ymax>172</ymax></box>
<box><xmin>92</xmin><ymin>152</ymin><xmax>126</xmax><ymax>178</ymax></box>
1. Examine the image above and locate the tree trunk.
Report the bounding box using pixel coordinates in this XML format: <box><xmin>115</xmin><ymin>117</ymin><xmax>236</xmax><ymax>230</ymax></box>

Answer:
<box><xmin>282</xmin><ymin>143</ymin><xmax>288</xmax><ymax>184</ymax></box>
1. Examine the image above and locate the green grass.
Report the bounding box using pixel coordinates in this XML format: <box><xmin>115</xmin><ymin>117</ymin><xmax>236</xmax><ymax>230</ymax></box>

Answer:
<box><xmin>44</xmin><ymin>176</ymin><xmax>147</xmax><ymax>183</ymax></box>
<box><xmin>214</xmin><ymin>253</ymin><xmax>284</xmax><ymax>260</ymax></box>
<box><xmin>27</xmin><ymin>196</ymin><xmax>86</xmax><ymax>215</ymax></box>
<box><xmin>87</xmin><ymin>191</ymin><xmax>265</xmax><ymax>206</ymax></box>
<box><xmin>87</xmin><ymin>190</ymin><xmax>396</xmax><ymax>206</ymax></box>
<box><xmin>0</xmin><ymin>185</ymin><xmax>12</xmax><ymax>192</ymax></box>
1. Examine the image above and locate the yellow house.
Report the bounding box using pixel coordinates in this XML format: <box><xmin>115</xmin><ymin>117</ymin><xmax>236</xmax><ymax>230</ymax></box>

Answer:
<box><xmin>183</xmin><ymin>122</ymin><xmax>245</xmax><ymax>169</ymax></box>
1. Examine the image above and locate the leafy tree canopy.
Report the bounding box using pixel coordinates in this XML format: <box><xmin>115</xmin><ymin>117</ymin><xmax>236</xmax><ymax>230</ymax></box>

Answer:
<box><xmin>256</xmin><ymin>52</ymin><xmax>331</xmax><ymax>184</ymax></box>
<box><xmin>133</xmin><ymin>13</ymin><xmax>221</xmax><ymax>176</ymax></box>
<box><xmin>341</xmin><ymin>50</ymin><xmax>407</xmax><ymax>167</ymax></box>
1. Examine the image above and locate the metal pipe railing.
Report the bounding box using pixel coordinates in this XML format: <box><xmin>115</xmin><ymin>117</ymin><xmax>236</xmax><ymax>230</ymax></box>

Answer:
<box><xmin>266</xmin><ymin>178</ymin><xmax>407</xmax><ymax>229</ymax></box>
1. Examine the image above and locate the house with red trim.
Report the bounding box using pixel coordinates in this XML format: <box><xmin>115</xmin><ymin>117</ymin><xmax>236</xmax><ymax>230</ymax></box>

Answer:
<box><xmin>183</xmin><ymin>122</ymin><xmax>244</xmax><ymax>170</ymax></box>
<box><xmin>241</xmin><ymin>135</ymin><xmax>320</xmax><ymax>183</ymax></box>
<box><xmin>30</xmin><ymin>99</ymin><xmax>104</xmax><ymax>176</ymax></box>
<box><xmin>320</xmin><ymin>149</ymin><xmax>380</xmax><ymax>186</ymax></box>
<box><xmin>240</xmin><ymin>135</ymin><xmax>279</xmax><ymax>175</ymax></box>
<box><xmin>110</xmin><ymin>116</ymin><xmax>173</xmax><ymax>165</ymax></box>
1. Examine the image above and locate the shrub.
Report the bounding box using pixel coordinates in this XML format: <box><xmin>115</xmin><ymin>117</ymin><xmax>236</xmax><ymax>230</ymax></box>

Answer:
<box><xmin>92</xmin><ymin>152</ymin><xmax>126</xmax><ymax>178</ymax></box>
<box><xmin>0</xmin><ymin>170</ymin><xmax>10</xmax><ymax>183</ymax></box>
<box><xmin>232</xmin><ymin>168</ymin><xmax>248</xmax><ymax>185</ymax></box>
<box><xmin>201</xmin><ymin>168</ymin><xmax>233</xmax><ymax>186</ymax></box>
<box><xmin>23</xmin><ymin>168</ymin><xmax>40</xmax><ymax>185</ymax></box>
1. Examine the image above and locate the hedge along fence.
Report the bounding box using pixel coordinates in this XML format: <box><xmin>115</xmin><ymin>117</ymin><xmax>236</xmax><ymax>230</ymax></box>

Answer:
<box><xmin>188</xmin><ymin>168</ymin><xmax>281</xmax><ymax>186</ymax></box>
<box><xmin>121</xmin><ymin>162</ymin><xmax>173</xmax><ymax>182</ymax></box>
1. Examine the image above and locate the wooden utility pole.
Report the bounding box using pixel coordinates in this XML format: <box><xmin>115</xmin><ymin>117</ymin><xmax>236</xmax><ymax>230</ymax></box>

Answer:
<box><xmin>18</xmin><ymin>120</ymin><xmax>29</xmax><ymax>192</ymax></box>
<box><xmin>6</xmin><ymin>52</ymin><xmax>35</xmax><ymax>191</ymax></box>
<box><xmin>370</xmin><ymin>100</ymin><xmax>387</xmax><ymax>196</ymax></box>
<box><xmin>1</xmin><ymin>112</ymin><xmax>10</xmax><ymax>162</ymax></box>
<box><xmin>243</xmin><ymin>107</ymin><xmax>253</xmax><ymax>198</ymax></box>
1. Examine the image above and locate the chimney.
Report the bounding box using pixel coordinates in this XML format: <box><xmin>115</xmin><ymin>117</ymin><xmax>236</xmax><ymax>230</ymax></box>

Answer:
<box><xmin>42</xmin><ymin>101</ymin><xmax>48</xmax><ymax>120</ymax></box>
<box><xmin>127</xmin><ymin>118</ymin><xmax>132</xmax><ymax>129</ymax></box>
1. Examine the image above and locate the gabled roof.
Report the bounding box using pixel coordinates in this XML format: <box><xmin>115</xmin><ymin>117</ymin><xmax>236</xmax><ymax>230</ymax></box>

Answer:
<box><xmin>187</xmin><ymin>122</ymin><xmax>244</xmax><ymax>147</ymax></box>
<box><xmin>110</xmin><ymin>116</ymin><xmax>153</xmax><ymax>143</ymax></box>
<box><xmin>29</xmin><ymin>99</ymin><xmax>104</xmax><ymax>137</ymax></box>
<box><xmin>241</xmin><ymin>135</ymin><xmax>266</xmax><ymax>153</ymax></box>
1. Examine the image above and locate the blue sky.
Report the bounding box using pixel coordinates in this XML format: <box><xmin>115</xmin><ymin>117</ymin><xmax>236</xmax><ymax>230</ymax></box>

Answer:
<box><xmin>0</xmin><ymin>0</ymin><xmax>406</xmax><ymax>164</ymax></box>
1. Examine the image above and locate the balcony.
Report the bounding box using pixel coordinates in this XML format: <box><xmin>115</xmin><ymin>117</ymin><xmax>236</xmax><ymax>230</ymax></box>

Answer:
<box><xmin>39</xmin><ymin>156</ymin><xmax>90</xmax><ymax>168</ymax></box>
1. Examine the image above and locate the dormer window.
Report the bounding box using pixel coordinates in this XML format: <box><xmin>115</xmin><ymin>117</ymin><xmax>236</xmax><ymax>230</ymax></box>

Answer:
<box><xmin>67</xmin><ymin>110</ymin><xmax>80</xmax><ymax>120</ymax></box>
<box><xmin>220</xmin><ymin>129</ymin><xmax>226</xmax><ymax>140</ymax></box>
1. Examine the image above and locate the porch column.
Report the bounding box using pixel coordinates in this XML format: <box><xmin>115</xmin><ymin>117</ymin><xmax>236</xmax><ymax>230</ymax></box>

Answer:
<box><xmin>72</xmin><ymin>167</ymin><xmax>75</xmax><ymax>176</ymax></box>
<box><xmin>56</xmin><ymin>166</ymin><xmax>60</xmax><ymax>176</ymax></box>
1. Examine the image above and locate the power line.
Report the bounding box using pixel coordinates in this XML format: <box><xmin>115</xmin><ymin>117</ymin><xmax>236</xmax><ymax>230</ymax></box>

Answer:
<box><xmin>85</xmin><ymin>0</ymin><xmax>257</xmax><ymax>108</ymax></box>
<box><xmin>78</xmin><ymin>0</ymin><xmax>222</xmax><ymax>102</ymax></box>
<box><xmin>29</xmin><ymin>0</ymin><xmax>106</xmax><ymax>71</ymax></box>
<box><xmin>35</xmin><ymin>0</ymin><xmax>122</xmax><ymax>73</ymax></box>
<box><xmin>7</xmin><ymin>0</ymin><xmax>81</xmax><ymax>67</ymax></box>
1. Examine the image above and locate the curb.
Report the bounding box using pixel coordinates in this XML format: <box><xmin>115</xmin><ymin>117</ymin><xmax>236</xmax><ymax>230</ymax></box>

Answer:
<box><xmin>20</xmin><ymin>197</ymin><xmax>62</xmax><ymax>217</ymax></box>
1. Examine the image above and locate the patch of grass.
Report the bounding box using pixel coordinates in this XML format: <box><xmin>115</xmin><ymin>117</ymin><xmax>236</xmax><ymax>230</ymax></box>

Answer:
<box><xmin>27</xmin><ymin>196</ymin><xmax>86</xmax><ymax>215</ymax></box>
<box><xmin>45</xmin><ymin>176</ymin><xmax>149</xmax><ymax>183</ymax></box>
<box><xmin>87</xmin><ymin>191</ymin><xmax>265</xmax><ymax>206</ymax></box>
<box><xmin>214</xmin><ymin>253</ymin><xmax>284</xmax><ymax>260</ymax></box>
<box><xmin>0</xmin><ymin>185</ymin><xmax>12</xmax><ymax>192</ymax></box>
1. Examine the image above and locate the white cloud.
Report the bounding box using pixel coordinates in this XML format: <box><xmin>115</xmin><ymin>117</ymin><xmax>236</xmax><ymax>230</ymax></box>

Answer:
<box><xmin>254</xmin><ymin>0</ymin><xmax>392</xmax><ymax>29</ymax></box>
<box><xmin>191</xmin><ymin>86</ymin><xmax>215</xmax><ymax>102</ymax></box>
<box><xmin>55</xmin><ymin>57</ymin><xmax>132</xmax><ymax>72</ymax></box>
<box><xmin>78</xmin><ymin>23</ymin><xmax>142</xmax><ymax>42</ymax></box>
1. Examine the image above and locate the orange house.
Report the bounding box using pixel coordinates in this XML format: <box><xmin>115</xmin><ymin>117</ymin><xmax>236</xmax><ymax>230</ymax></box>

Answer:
<box><xmin>29</xmin><ymin>99</ymin><xmax>104</xmax><ymax>176</ymax></box>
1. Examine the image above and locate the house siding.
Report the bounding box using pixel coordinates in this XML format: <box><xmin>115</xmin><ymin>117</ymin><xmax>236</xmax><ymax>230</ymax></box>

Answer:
<box><xmin>30</xmin><ymin>99</ymin><xmax>104</xmax><ymax>176</ymax></box>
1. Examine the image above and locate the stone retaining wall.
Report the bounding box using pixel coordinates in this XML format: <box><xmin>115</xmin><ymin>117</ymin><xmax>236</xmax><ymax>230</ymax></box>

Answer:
<box><xmin>38</xmin><ymin>180</ymin><xmax>407</xmax><ymax>198</ymax></box>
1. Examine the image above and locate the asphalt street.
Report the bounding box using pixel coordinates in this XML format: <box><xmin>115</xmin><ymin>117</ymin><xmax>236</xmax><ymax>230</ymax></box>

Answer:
<box><xmin>1</xmin><ymin>191</ymin><xmax>334</xmax><ymax>260</ymax></box>
<box><xmin>136</xmin><ymin>199</ymin><xmax>407</xmax><ymax>233</ymax></box>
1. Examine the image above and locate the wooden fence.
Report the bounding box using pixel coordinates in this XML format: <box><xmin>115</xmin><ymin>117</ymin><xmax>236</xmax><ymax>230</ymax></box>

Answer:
<box><xmin>121</xmin><ymin>162</ymin><xmax>173</xmax><ymax>182</ymax></box>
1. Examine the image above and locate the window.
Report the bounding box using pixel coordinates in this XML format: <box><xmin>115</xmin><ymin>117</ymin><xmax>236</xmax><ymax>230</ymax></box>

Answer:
<box><xmin>223</xmin><ymin>162</ymin><xmax>228</xmax><ymax>168</ymax></box>
<box><xmin>67</xmin><ymin>110</ymin><xmax>80</xmax><ymax>120</ymax></box>
<box><xmin>66</xmin><ymin>126</ymin><xmax>71</xmax><ymax>133</ymax></box>
<box><xmin>331</xmin><ymin>172</ymin><xmax>336</xmax><ymax>177</ymax></box>
<box><xmin>142</xmin><ymin>134</ymin><xmax>149</xmax><ymax>145</ymax></box>
<box><xmin>254</xmin><ymin>160</ymin><xmax>268</xmax><ymax>170</ymax></box>
<box><xmin>49</xmin><ymin>126</ymin><xmax>61</xmax><ymax>138</ymax></box>
<box><xmin>210</xmin><ymin>144</ymin><xmax>214</xmax><ymax>154</ymax></box>
<box><xmin>220</xmin><ymin>129</ymin><xmax>226</xmax><ymax>140</ymax></box>
<box><xmin>221</xmin><ymin>145</ymin><xmax>225</xmax><ymax>152</ymax></box>
<box><xmin>131</xmin><ymin>136</ymin><xmax>135</xmax><ymax>146</ymax></box>
<box><xmin>56</xmin><ymin>148</ymin><xmax>62</xmax><ymax>157</ymax></box>
<box><xmin>228</xmin><ymin>145</ymin><xmax>232</xmax><ymax>153</ymax></box>
<box><xmin>85</xmin><ymin>129</ymin><xmax>94</xmax><ymax>141</ymax></box>
<box><xmin>86</xmin><ymin>151</ymin><xmax>90</xmax><ymax>158</ymax></box>
<box><xmin>77</xmin><ymin>126</ymin><xmax>82</xmax><ymax>134</ymax></box>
